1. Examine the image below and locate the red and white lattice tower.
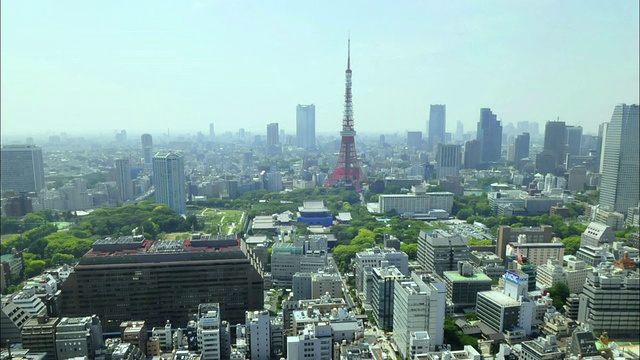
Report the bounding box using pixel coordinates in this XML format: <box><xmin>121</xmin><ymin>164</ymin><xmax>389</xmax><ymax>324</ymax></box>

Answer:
<box><xmin>325</xmin><ymin>38</ymin><xmax>367</xmax><ymax>192</ymax></box>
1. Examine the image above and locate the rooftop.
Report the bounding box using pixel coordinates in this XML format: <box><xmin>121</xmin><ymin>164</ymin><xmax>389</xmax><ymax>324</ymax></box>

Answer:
<box><xmin>443</xmin><ymin>271</ymin><xmax>492</xmax><ymax>282</ymax></box>
<box><xmin>79</xmin><ymin>235</ymin><xmax>244</xmax><ymax>265</ymax></box>
<box><xmin>478</xmin><ymin>290</ymin><xmax>521</xmax><ymax>307</ymax></box>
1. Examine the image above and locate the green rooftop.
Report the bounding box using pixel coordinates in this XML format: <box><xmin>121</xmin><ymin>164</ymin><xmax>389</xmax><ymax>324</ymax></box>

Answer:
<box><xmin>0</xmin><ymin>254</ymin><xmax>16</xmax><ymax>262</ymax></box>
<box><xmin>443</xmin><ymin>270</ymin><xmax>492</xmax><ymax>282</ymax></box>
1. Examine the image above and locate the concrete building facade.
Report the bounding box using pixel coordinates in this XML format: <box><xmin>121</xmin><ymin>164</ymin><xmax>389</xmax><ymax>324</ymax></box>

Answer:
<box><xmin>417</xmin><ymin>230</ymin><xmax>470</xmax><ymax>275</ymax></box>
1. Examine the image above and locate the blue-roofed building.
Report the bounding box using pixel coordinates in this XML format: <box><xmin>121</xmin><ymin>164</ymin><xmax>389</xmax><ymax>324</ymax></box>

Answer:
<box><xmin>297</xmin><ymin>201</ymin><xmax>333</xmax><ymax>227</ymax></box>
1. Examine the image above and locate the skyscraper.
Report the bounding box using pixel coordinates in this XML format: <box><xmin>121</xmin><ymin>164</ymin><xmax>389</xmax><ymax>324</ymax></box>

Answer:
<box><xmin>455</xmin><ymin>121</ymin><xmax>464</xmax><ymax>142</ymax></box>
<box><xmin>543</xmin><ymin>120</ymin><xmax>567</xmax><ymax>168</ymax></box>
<box><xmin>428</xmin><ymin>105</ymin><xmax>446</xmax><ymax>151</ymax></box>
<box><xmin>141</xmin><ymin>134</ymin><xmax>153</xmax><ymax>166</ymax></box>
<box><xmin>267</xmin><ymin>123</ymin><xmax>279</xmax><ymax>147</ymax></box>
<box><xmin>406</xmin><ymin>131</ymin><xmax>423</xmax><ymax>150</ymax></box>
<box><xmin>209</xmin><ymin>123</ymin><xmax>215</xmax><ymax>139</ymax></box>
<box><xmin>115</xmin><ymin>158</ymin><xmax>133</xmax><ymax>204</ymax></box>
<box><xmin>1</xmin><ymin>144</ymin><xmax>45</xmax><ymax>193</ymax></box>
<box><xmin>476</xmin><ymin>108</ymin><xmax>502</xmax><ymax>163</ymax></box>
<box><xmin>566</xmin><ymin>125</ymin><xmax>583</xmax><ymax>157</ymax></box>
<box><xmin>435</xmin><ymin>144</ymin><xmax>461</xmax><ymax>179</ymax></box>
<box><xmin>599</xmin><ymin>104</ymin><xmax>639</xmax><ymax>214</ymax></box>
<box><xmin>463</xmin><ymin>140</ymin><xmax>481</xmax><ymax>169</ymax></box>
<box><xmin>153</xmin><ymin>152</ymin><xmax>186</xmax><ymax>215</ymax></box>
<box><xmin>514</xmin><ymin>132</ymin><xmax>530</xmax><ymax>165</ymax></box>
<box><xmin>296</xmin><ymin>104</ymin><xmax>316</xmax><ymax>151</ymax></box>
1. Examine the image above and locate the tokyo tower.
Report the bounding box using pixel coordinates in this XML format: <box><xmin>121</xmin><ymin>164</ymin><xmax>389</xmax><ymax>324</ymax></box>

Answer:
<box><xmin>325</xmin><ymin>38</ymin><xmax>367</xmax><ymax>192</ymax></box>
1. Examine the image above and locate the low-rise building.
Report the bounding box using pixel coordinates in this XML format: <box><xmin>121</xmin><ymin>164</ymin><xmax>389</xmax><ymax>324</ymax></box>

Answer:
<box><xmin>443</xmin><ymin>262</ymin><xmax>492</xmax><ymax>311</ymax></box>
<box><xmin>21</xmin><ymin>315</ymin><xmax>60</xmax><ymax>360</ymax></box>
<box><xmin>520</xmin><ymin>335</ymin><xmax>563</xmax><ymax>360</ymax></box>
<box><xmin>580</xmin><ymin>222</ymin><xmax>615</xmax><ymax>248</ymax></box>
<box><xmin>505</xmin><ymin>240</ymin><xmax>565</xmax><ymax>266</ymax></box>
<box><xmin>536</xmin><ymin>258</ymin><xmax>566</xmax><ymax>290</ymax></box>
<box><xmin>55</xmin><ymin>315</ymin><xmax>103</xmax><ymax>360</ymax></box>
<box><xmin>286</xmin><ymin>323</ymin><xmax>332</xmax><ymax>360</ymax></box>
<box><xmin>1</xmin><ymin>295</ymin><xmax>31</xmax><ymax>345</ymax></box>
<box><xmin>575</xmin><ymin>245</ymin><xmax>615</xmax><ymax>267</ymax></box>
<box><xmin>476</xmin><ymin>270</ymin><xmax>537</xmax><ymax>336</ymax></box>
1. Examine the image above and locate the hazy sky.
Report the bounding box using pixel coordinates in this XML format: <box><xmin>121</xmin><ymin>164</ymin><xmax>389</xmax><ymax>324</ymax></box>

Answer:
<box><xmin>2</xmin><ymin>1</ymin><xmax>638</xmax><ymax>138</ymax></box>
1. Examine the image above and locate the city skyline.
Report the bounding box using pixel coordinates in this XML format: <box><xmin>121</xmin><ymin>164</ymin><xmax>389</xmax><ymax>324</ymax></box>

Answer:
<box><xmin>1</xmin><ymin>1</ymin><xmax>638</xmax><ymax>137</ymax></box>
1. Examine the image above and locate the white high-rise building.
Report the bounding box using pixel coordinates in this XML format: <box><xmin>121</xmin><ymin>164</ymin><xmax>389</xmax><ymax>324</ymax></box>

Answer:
<box><xmin>599</xmin><ymin>104</ymin><xmax>639</xmax><ymax>214</ymax></box>
<box><xmin>1</xmin><ymin>144</ymin><xmax>45</xmax><ymax>193</ymax></box>
<box><xmin>296</xmin><ymin>104</ymin><xmax>316</xmax><ymax>151</ymax></box>
<box><xmin>153</xmin><ymin>152</ymin><xmax>186</xmax><ymax>215</ymax></box>
<box><xmin>198</xmin><ymin>303</ymin><xmax>221</xmax><ymax>360</ymax></box>
<box><xmin>393</xmin><ymin>272</ymin><xmax>446</xmax><ymax>359</ymax></box>
<box><xmin>246</xmin><ymin>311</ymin><xmax>271</xmax><ymax>360</ymax></box>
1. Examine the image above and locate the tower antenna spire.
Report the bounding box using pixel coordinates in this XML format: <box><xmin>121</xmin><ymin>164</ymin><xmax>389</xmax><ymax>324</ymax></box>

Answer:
<box><xmin>347</xmin><ymin>33</ymin><xmax>351</xmax><ymax>69</ymax></box>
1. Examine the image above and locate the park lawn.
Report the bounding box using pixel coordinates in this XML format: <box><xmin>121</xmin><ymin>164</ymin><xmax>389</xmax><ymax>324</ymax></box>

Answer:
<box><xmin>200</xmin><ymin>209</ymin><xmax>245</xmax><ymax>235</ymax></box>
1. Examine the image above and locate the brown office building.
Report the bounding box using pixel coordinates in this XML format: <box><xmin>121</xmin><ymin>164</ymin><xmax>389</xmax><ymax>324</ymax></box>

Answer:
<box><xmin>496</xmin><ymin>225</ymin><xmax>553</xmax><ymax>260</ymax></box>
<box><xmin>61</xmin><ymin>235</ymin><xmax>263</xmax><ymax>332</ymax></box>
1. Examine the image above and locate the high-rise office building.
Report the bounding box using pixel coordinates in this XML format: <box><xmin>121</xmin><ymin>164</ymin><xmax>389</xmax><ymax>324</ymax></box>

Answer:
<box><xmin>542</xmin><ymin>120</ymin><xmax>567</xmax><ymax>169</ymax></box>
<box><xmin>393</xmin><ymin>272</ymin><xmax>446</xmax><ymax>358</ymax></box>
<box><xmin>455</xmin><ymin>121</ymin><xmax>464</xmax><ymax>142</ymax></box>
<box><xmin>209</xmin><ymin>123</ymin><xmax>215</xmax><ymax>139</ymax></box>
<box><xmin>1</xmin><ymin>145</ymin><xmax>45</xmax><ymax>193</ymax></box>
<box><xmin>514</xmin><ymin>133</ymin><xmax>530</xmax><ymax>165</ymax></box>
<box><xmin>267</xmin><ymin>123</ymin><xmax>279</xmax><ymax>147</ymax></box>
<box><xmin>578</xmin><ymin>264</ymin><xmax>640</xmax><ymax>339</ymax></box>
<box><xmin>566</xmin><ymin>125</ymin><xmax>583</xmax><ymax>157</ymax></box>
<box><xmin>463</xmin><ymin>140</ymin><xmax>481</xmax><ymax>169</ymax></box>
<box><xmin>153</xmin><ymin>152</ymin><xmax>186</xmax><ymax>215</ymax></box>
<box><xmin>427</xmin><ymin>105</ymin><xmax>446</xmax><ymax>151</ymax></box>
<box><xmin>197</xmin><ymin>303</ymin><xmax>222</xmax><ymax>360</ymax></box>
<box><xmin>406</xmin><ymin>131</ymin><xmax>423</xmax><ymax>150</ymax></box>
<box><xmin>599</xmin><ymin>104</ymin><xmax>639</xmax><ymax>214</ymax></box>
<box><xmin>115</xmin><ymin>158</ymin><xmax>133</xmax><ymax>203</ymax></box>
<box><xmin>476</xmin><ymin>108</ymin><xmax>502</xmax><ymax>163</ymax></box>
<box><xmin>141</xmin><ymin>134</ymin><xmax>153</xmax><ymax>165</ymax></box>
<box><xmin>296</xmin><ymin>105</ymin><xmax>316</xmax><ymax>151</ymax></box>
<box><xmin>61</xmin><ymin>235</ymin><xmax>263</xmax><ymax>333</ymax></box>
<box><xmin>435</xmin><ymin>144</ymin><xmax>461</xmax><ymax>179</ymax></box>
<box><xmin>417</xmin><ymin>230</ymin><xmax>470</xmax><ymax>276</ymax></box>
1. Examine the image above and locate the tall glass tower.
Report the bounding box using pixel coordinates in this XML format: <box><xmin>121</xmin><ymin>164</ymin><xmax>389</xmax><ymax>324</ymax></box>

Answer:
<box><xmin>599</xmin><ymin>104</ymin><xmax>639</xmax><ymax>214</ymax></box>
<box><xmin>296</xmin><ymin>104</ymin><xmax>316</xmax><ymax>151</ymax></box>
<box><xmin>0</xmin><ymin>144</ymin><xmax>45</xmax><ymax>193</ymax></box>
<box><xmin>428</xmin><ymin>104</ymin><xmax>446</xmax><ymax>151</ymax></box>
<box><xmin>476</xmin><ymin>108</ymin><xmax>502</xmax><ymax>163</ymax></box>
<box><xmin>153</xmin><ymin>152</ymin><xmax>186</xmax><ymax>215</ymax></box>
